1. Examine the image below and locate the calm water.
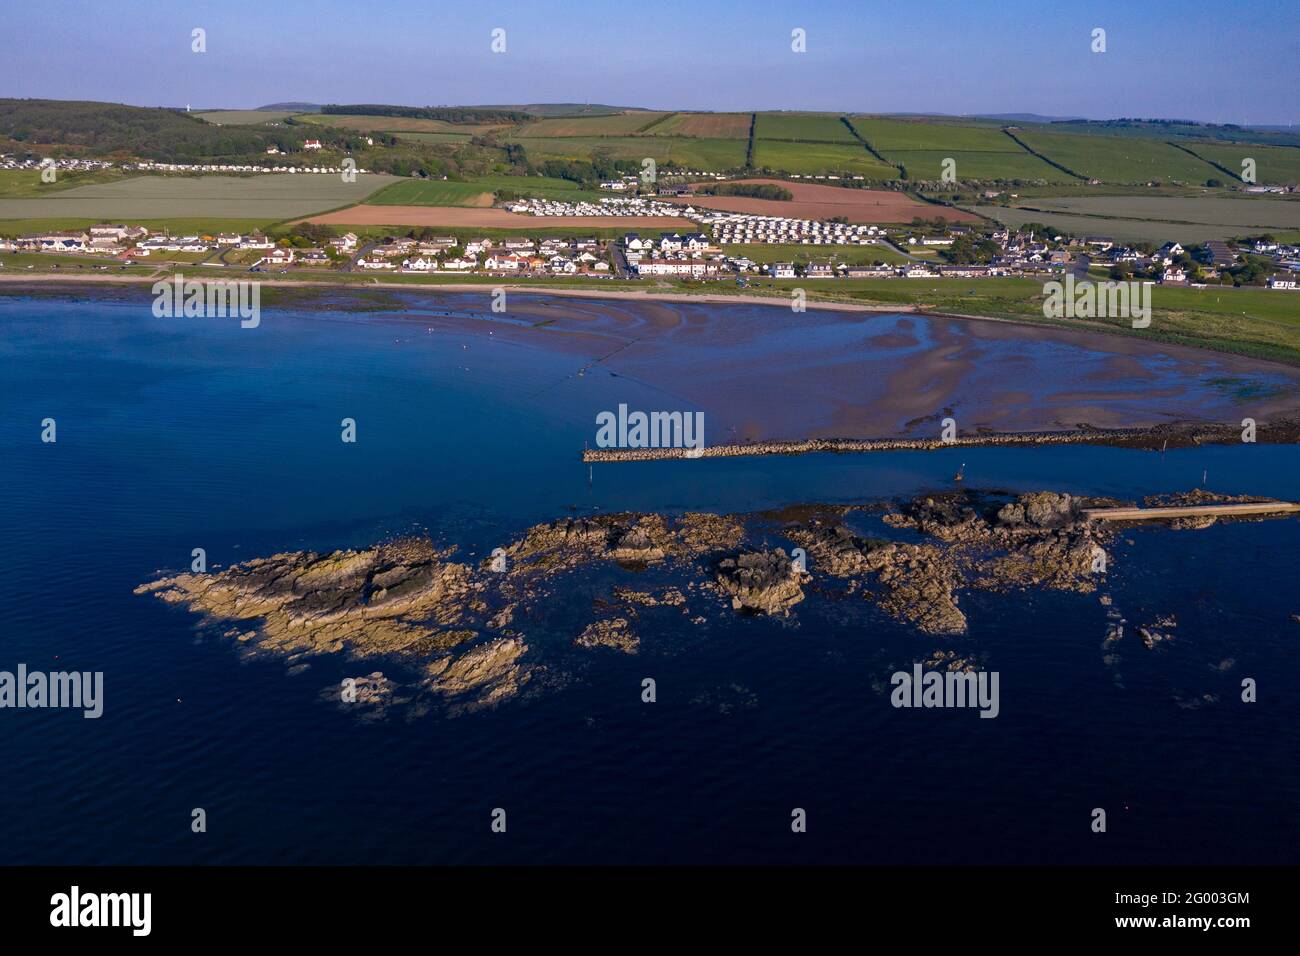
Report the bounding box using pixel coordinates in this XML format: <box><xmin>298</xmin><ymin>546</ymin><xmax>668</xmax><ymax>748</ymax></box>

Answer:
<box><xmin>1</xmin><ymin>291</ymin><xmax>1297</xmax><ymax>864</ymax></box>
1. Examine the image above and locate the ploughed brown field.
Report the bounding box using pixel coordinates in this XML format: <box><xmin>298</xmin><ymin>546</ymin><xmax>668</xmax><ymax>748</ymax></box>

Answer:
<box><xmin>675</xmin><ymin>178</ymin><xmax>980</xmax><ymax>224</ymax></box>
<box><xmin>301</xmin><ymin>206</ymin><xmax>698</xmax><ymax>230</ymax></box>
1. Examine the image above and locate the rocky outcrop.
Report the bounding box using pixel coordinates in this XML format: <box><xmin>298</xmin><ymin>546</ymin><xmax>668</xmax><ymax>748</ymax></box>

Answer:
<box><xmin>714</xmin><ymin>549</ymin><xmax>808</xmax><ymax>615</ymax></box>
<box><xmin>424</xmin><ymin>636</ymin><xmax>532</xmax><ymax>713</ymax></box>
<box><xmin>137</xmin><ymin>486</ymin><xmax>1291</xmax><ymax>717</ymax></box>
<box><xmin>575</xmin><ymin>618</ymin><xmax>639</xmax><ymax>653</ymax></box>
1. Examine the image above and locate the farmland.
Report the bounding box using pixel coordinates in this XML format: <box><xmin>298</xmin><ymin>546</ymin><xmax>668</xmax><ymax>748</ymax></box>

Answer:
<box><xmin>754</xmin><ymin>114</ymin><xmax>858</xmax><ymax>143</ymax></box>
<box><xmin>0</xmin><ymin>174</ymin><xmax>399</xmax><ymax>224</ymax></box>
<box><xmin>888</xmin><ymin>149</ymin><xmax>1068</xmax><ymax>182</ymax></box>
<box><xmin>299</xmin><ymin>113</ymin><xmax>506</xmax><ymax>135</ymax></box>
<box><xmin>966</xmin><ymin>205</ymin><xmax>1251</xmax><ymax>244</ymax></box>
<box><xmin>367</xmin><ymin>180</ymin><xmax>495</xmax><ymax>207</ymax></box>
<box><xmin>511</xmin><ymin>135</ymin><xmax>748</xmax><ymax>168</ymax></box>
<box><xmin>1022</xmin><ymin>196</ymin><xmax>1300</xmax><ymax>230</ymax></box>
<box><xmin>1181</xmin><ymin>143</ymin><xmax>1300</xmax><ymax>185</ymax></box>
<box><xmin>195</xmin><ymin>110</ymin><xmax>302</xmax><ymax>125</ymax></box>
<box><xmin>1013</xmin><ymin>131</ymin><xmax>1222</xmax><ymax>183</ymax></box>
<box><xmin>641</xmin><ymin>112</ymin><xmax>753</xmax><ymax>138</ymax></box>
<box><xmin>391</xmin><ymin>131</ymin><xmax>474</xmax><ymax>145</ymax></box>
<box><xmin>516</xmin><ymin>112</ymin><xmax>668</xmax><ymax>136</ymax></box>
<box><xmin>303</xmin><ymin>204</ymin><xmax>695</xmax><ymax>230</ymax></box>
<box><xmin>368</xmin><ymin>174</ymin><xmax>605</xmax><ymax>205</ymax></box>
<box><xmin>0</xmin><ymin>167</ymin><xmax>128</xmax><ymax>197</ymax></box>
<box><xmin>751</xmin><ymin>140</ymin><xmax>899</xmax><ymax>177</ymax></box>
<box><xmin>679</xmin><ymin>178</ymin><xmax>979</xmax><ymax>224</ymax></box>
<box><xmin>848</xmin><ymin>118</ymin><xmax>1019</xmax><ymax>152</ymax></box>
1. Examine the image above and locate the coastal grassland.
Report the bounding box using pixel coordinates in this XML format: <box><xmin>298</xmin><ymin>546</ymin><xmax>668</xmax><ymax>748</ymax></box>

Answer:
<box><xmin>642</xmin><ymin>113</ymin><xmax>753</xmax><ymax>138</ymax></box>
<box><xmin>0</xmin><ymin>174</ymin><xmax>400</xmax><ymax>224</ymax></box>
<box><xmin>1014</xmin><ymin>131</ymin><xmax>1222</xmax><ymax>183</ymax></box>
<box><xmin>515</xmin><ymin>112</ymin><xmax>669</xmax><ymax>136</ymax></box>
<box><xmin>194</xmin><ymin>110</ymin><xmax>301</xmax><ymax>125</ymax></box>
<box><xmin>1180</xmin><ymin>143</ymin><xmax>1300</xmax><ymax>185</ymax></box>
<box><xmin>751</xmin><ymin>140</ymin><xmax>898</xmax><ymax>177</ymax></box>
<box><xmin>848</xmin><ymin>118</ymin><xmax>1021</xmax><ymax>152</ymax></box>
<box><xmin>723</xmin><ymin>242</ymin><xmax>913</xmax><ymax>265</ymax></box>
<box><xmin>753</xmin><ymin>114</ymin><xmax>859</xmax><ymax>143</ymax></box>
<box><xmin>510</xmin><ymin>136</ymin><xmax>748</xmax><ymax>169</ymax></box>
<box><xmin>0</xmin><ymin>252</ymin><xmax>157</xmax><ymax>274</ymax></box>
<box><xmin>887</xmin><ymin>149</ymin><xmax>1069</xmax><ymax>182</ymax></box>
<box><xmin>0</xmin><ymin>167</ymin><xmax>131</xmax><ymax>198</ymax></box>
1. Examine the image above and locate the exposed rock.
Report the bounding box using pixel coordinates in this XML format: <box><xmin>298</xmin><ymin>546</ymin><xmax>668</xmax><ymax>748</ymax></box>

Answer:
<box><xmin>715</xmin><ymin>549</ymin><xmax>807</xmax><ymax>615</ymax></box>
<box><xmin>424</xmin><ymin>636</ymin><xmax>532</xmax><ymax>713</ymax></box>
<box><xmin>136</xmin><ymin>487</ymin><xmax>1290</xmax><ymax>718</ymax></box>
<box><xmin>575</xmin><ymin>617</ymin><xmax>639</xmax><ymax>654</ymax></box>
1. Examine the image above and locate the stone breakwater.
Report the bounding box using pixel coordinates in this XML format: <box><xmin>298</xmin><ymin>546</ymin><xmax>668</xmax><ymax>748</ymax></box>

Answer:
<box><xmin>582</xmin><ymin>419</ymin><xmax>1300</xmax><ymax>462</ymax></box>
<box><xmin>135</xmin><ymin>488</ymin><xmax>1294</xmax><ymax>719</ymax></box>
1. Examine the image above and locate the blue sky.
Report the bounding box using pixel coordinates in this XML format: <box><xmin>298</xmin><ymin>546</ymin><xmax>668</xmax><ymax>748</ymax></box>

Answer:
<box><xmin>2</xmin><ymin>0</ymin><xmax>1296</xmax><ymax>124</ymax></box>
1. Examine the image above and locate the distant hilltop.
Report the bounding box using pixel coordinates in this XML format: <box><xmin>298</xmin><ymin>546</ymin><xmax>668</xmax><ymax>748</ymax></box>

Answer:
<box><xmin>256</xmin><ymin>102</ymin><xmax>321</xmax><ymax>112</ymax></box>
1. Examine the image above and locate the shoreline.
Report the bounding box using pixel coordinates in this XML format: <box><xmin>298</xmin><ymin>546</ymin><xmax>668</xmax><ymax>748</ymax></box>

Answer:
<box><xmin>0</xmin><ymin>268</ymin><xmax>1207</xmax><ymax>335</ymax></box>
<box><xmin>8</xmin><ymin>274</ymin><xmax>1300</xmax><ymax>442</ymax></box>
<box><xmin>583</xmin><ymin>419</ymin><xmax>1300</xmax><ymax>461</ymax></box>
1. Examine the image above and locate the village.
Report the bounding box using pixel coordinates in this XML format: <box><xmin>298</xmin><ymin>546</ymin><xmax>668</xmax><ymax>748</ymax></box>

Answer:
<box><xmin>2</xmin><ymin>201</ymin><xmax>1298</xmax><ymax>289</ymax></box>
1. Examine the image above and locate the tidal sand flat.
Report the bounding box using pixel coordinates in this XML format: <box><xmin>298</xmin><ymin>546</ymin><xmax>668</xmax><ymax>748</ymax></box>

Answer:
<box><xmin>330</xmin><ymin>290</ymin><xmax>1300</xmax><ymax>441</ymax></box>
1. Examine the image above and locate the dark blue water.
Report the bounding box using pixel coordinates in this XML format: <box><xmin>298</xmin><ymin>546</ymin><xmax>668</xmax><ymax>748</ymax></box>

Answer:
<box><xmin>1</xmin><ymin>292</ymin><xmax>1297</xmax><ymax>864</ymax></box>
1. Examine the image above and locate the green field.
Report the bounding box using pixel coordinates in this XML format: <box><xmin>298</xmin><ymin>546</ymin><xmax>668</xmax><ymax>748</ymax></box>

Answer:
<box><xmin>848</xmin><ymin>118</ymin><xmax>1018</xmax><ymax>152</ymax></box>
<box><xmin>754</xmin><ymin>114</ymin><xmax>858</xmax><ymax>143</ymax></box>
<box><xmin>724</xmin><ymin>241</ymin><xmax>911</xmax><ymax>265</ymax></box>
<box><xmin>1015</xmin><ymin>131</ymin><xmax>1222</xmax><ymax>183</ymax></box>
<box><xmin>888</xmin><ymin>149</ymin><xmax>1068</xmax><ymax>182</ymax></box>
<box><xmin>511</xmin><ymin>136</ymin><xmax>748</xmax><ymax>169</ymax></box>
<box><xmin>641</xmin><ymin>113</ymin><xmax>752</xmax><ymax>139</ymax></box>
<box><xmin>967</xmin><ymin>204</ymin><xmax>1264</xmax><ymax>243</ymax></box>
<box><xmin>368</xmin><ymin>174</ymin><xmax>604</xmax><ymax>205</ymax></box>
<box><xmin>1023</xmin><ymin>196</ymin><xmax>1300</xmax><ymax>230</ymax></box>
<box><xmin>392</xmin><ymin>131</ymin><xmax>474</xmax><ymax>145</ymax></box>
<box><xmin>0</xmin><ymin>167</ymin><xmax>130</xmax><ymax>198</ymax></box>
<box><xmin>0</xmin><ymin>174</ymin><xmax>399</xmax><ymax>225</ymax></box>
<box><xmin>1182</xmin><ymin>143</ymin><xmax>1300</xmax><ymax>186</ymax></box>
<box><xmin>0</xmin><ymin>217</ymin><xmax>274</xmax><ymax>237</ymax></box>
<box><xmin>751</xmin><ymin>140</ymin><xmax>897</xmax><ymax>177</ymax></box>
<box><xmin>516</xmin><ymin>112</ymin><xmax>668</xmax><ymax>136</ymax></box>
<box><xmin>195</xmin><ymin>110</ymin><xmax>300</xmax><ymax>125</ymax></box>
<box><xmin>300</xmin><ymin>113</ymin><xmax>508</xmax><ymax>136</ymax></box>
<box><xmin>367</xmin><ymin>180</ymin><xmax>494</xmax><ymax>206</ymax></box>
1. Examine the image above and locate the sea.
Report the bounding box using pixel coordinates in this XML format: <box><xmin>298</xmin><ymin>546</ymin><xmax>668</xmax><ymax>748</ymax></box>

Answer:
<box><xmin>1</xmin><ymin>289</ymin><xmax>1297</xmax><ymax>864</ymax></box>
